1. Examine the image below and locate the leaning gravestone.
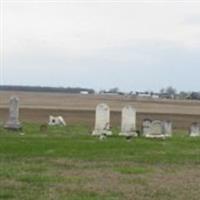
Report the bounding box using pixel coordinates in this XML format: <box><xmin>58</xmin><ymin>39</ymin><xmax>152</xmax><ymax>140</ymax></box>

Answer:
<box><xmin>4</xmin><ymin>96</ymin><xmax>22</xmax><ymax>130</ymax></box>
<box><xmin>119</xmin><ymin>105</ymin><xmax>137</xmax><ymax>137</ymax></box>
<box><xmin>92</xmin><ymin>103</ymin><xmax>112</xmax><ymax>136</ymax></box>
<box><xmin>189</xmin><ymin>123</ymin><xmax>200</xmax><ymax>137</ymax></box>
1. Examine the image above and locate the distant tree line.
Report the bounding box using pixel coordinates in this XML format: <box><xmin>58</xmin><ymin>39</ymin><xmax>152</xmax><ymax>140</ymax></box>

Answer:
<box><xmin>1</xmin><ymin>85</ymin><xmax>200</xmax><ymax>100</ymax></box>
<box><xmin>134</xmin><ymin>86</ymin><xmax>200</xmax><ymax>100</ymax></box>
<box><xmin>99</xmin><ymin>87</ymin><xmax>125</xmax><ymax>95</ymax></box>
<box><xmin>160</xmin><ymin>86</ymin><xmax>200</xmax><ymax>100</ymax></box>
<box><xmin>0</xmin><ymin>85</ymin><xmax>95</xmax><ymax>94</ymax></box>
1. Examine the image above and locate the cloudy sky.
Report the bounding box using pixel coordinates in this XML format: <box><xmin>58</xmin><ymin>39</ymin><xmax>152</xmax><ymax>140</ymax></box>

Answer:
<box><xmin>1</xmin><ymin>0</ymin><xmax>200</xmax><ymax>92</ymax></box>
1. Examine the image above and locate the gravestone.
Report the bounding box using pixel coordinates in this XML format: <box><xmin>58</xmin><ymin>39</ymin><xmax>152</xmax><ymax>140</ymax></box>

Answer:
<box><xmin>150</xmin><ymin>120</ymin><xmax>163</xmax><ymax>138</ymax></box>
<box><xmin>4</xmin><ymin>96</ymin><xmax>22</xmax><ymax>130</ymax></box>
<box><xmin>189</xmin><ymin>123</ymin><xmax>200</xmax><ymax>137</ymax></box>
<box><xmin>142</xmin><ymin>119</ymin><xmax>152</xmax><ymax>136</ymax></box>
<box><xmin>48</xmin><ymin>115</ymin><xmax>66</xmax><ymax>126</ymax></box>
<box><xmin>119</xmin><ymin>105</ymin><xmax>137</xmax><ymax>137</ymax></box>
<box><xmin>163</xmin><ymin>121</ymin><xmax>172</xmax><ymax>137</ymax></box>
<box><xmin>143</xmin><ymin>120</ymin><xmax>171</xmax><ymax>138</ymax></box>
<box><xmin>92</xmin><ymin>103</ymin><xmax>112</xmax><ymax>136</ymax></box>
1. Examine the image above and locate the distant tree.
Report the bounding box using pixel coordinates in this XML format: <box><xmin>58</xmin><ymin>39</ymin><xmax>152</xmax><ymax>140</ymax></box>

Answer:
<box><xmin>160</xmin><ymin>88</ymin><xmax>165</xmax><ymax>94</ymax></box>
<box><xmin>179</xmin><ymin>91</ymin><xmax>189</xmax><ymax>99</ymax></box>
<box><xmin>0</xmin><ymin>85</ymin><xmax>95</xmax><ymax>94</ymax></box>
<box><xmin>108</xmin><ymin>87</ymin><xmax>119</xmax><ymax>93</ymax></box>
<box><xmin>159</xmin><ymin>86</ymin><xmax>176</xmax><ymax>99</ymax></box>
<box><xmin>165</xmin><ymin>86</ymin><xmax>176</xmax><ymax>96</ymax></box>
<box><xmin>129</xmin><ymin>91</ymin><xmax>133</xmax><ymax>95</ymax></box>
<box><xmin>189</xmin><ymin>92</ymin><xmax>200</xmax><ymax>100</ymax></box>
<box><xmin>160</xmin><ymin>86</ymin><xmax>176</xmax><ymax>96</ymax></box>
<box><xmin>99</xmin><ymin>90</ymin><xmax>106</xmax><ymax>94</ymax></box>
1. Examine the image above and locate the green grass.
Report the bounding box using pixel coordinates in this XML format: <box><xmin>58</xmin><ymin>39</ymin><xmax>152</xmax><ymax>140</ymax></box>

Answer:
<box><xmin>1</xmin><ymin>123</ymin><xmax>200</xmax><ymax>200</ymax></box>
<box><xmin>1</xmin><ymin>124</ymin><xmax>200</xmax><ymax>164</ymax></box>
<box><xmin>115</xmin><ymin>167</ymin><xmax>153</xmax><ymax>175</ymax></box>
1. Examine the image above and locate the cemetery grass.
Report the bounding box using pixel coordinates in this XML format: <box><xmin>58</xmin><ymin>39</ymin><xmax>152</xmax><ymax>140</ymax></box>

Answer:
<box><xmin>1</xmin><ymin>124</ymin><xmax>200</xmax><ymax>200</ymax></box>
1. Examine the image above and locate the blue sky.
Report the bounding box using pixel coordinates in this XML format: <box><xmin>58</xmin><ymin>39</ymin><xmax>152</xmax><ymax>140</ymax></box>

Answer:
<box><xmin>1</xmin><ymin>0</ymin><xmax>200</xmax><ymax>92</ymax></box>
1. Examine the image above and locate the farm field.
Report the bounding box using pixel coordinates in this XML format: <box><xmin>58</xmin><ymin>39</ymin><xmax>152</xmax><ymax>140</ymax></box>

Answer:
<box><xmin>2</xmin><ymin>91</ymin><xmax>200</xmax><ymax>113</ymax></box>
<box><xmin>1</xmin><ymin>124</ymin><xmax>200</xmax><ymax>200</ymax></box>
<box><xmin>1</xmin><ymin>91</ymin><xmax>200</xmax><ymax>130</ymax></box>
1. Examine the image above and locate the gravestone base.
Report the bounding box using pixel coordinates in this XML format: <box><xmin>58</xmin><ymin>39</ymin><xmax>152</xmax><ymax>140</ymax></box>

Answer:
<box><xmin>144</xmin><ymin>134</ymin><xmax>166</xmax><ymax>139</ymax></box>
<box><xmin>119</xmin><ymin>131</ymin><xmax>138</xmax><ymax>137</ymax></box>
<box><xmin>4</xmin><ymin>121</ymin><xmax>22</xmax><ymax>131</ymax></box>
<box><xmin>190</xmin><ymin>132</ymin><xmax>200</xmax><ymax>137</ymax></box>
<box><xmin>92</xmin><ymin>130</ymin><xmax>112</xmax><ymax>136</ymax></box>
<box><xmin>165</xmin><ymin>134</ymin><xmax>172</xmax><ymax>137</ymax></box>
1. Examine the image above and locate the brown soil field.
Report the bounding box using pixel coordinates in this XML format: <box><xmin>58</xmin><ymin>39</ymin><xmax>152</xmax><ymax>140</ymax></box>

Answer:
<box><xmin>1</xmin><ymin>91</ymin><xmax>200</xmax><ymax>130</ymax></box>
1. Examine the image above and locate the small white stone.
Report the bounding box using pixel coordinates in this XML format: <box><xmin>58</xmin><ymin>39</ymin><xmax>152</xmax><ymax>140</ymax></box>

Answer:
<box><xmin>48</xmin><ymin>116</ymin><xmax>66</xmax><ymax>126</ymax></box>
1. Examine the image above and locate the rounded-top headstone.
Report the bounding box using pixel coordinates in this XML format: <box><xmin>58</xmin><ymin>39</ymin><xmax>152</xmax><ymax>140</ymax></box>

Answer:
<box><xmin>119</xmin><ymin>105</ymin><xmax>137</xmax><ymax>137</ymax></box>
<box><xmin>142</xmin><ymin>119</ymin><xmax>152</xmax><ymax>136</ymax></box>
<box><xmin>92</xmin><ymin>103</ymin><xmax>112</xmax><ymax>136</ymax></box>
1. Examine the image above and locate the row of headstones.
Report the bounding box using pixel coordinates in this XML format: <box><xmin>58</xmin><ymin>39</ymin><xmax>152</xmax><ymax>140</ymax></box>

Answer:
<box><xmin>2</xmin><ymin>97</ymin><xmax>200</xmax><ymax>138</ymax></box>
<box><xmin>92</xmin><ymin>103</ymin><xmax>172</xmax><ymax>138</ymax></box>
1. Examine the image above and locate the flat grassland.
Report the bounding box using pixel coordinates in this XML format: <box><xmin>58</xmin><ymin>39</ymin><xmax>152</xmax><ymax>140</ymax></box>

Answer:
<box><xmin>1</xmin><ymin>124</ymin><xmax>200</xmax><ymax>200</ymax></box>
<box><xmin>1</xmin><ymin>92</ymin><xmax>200</xmax><ymax>199</ymax></box>
<box><xmin>1</xmin><ymin>91</ymin><xmax>200</xmax><ymax>129</ymax></box>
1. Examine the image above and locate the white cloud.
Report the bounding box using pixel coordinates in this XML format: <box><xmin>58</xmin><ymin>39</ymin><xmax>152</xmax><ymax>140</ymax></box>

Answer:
<box><xmin>3</xmin><ymin>1</ymin><xmax>200</xmax><ymax>57</ymax></box>
<box><xmin>1</xmin><ymin>0</ymin><xmax>200</xmax><ymax>90</ymax></box>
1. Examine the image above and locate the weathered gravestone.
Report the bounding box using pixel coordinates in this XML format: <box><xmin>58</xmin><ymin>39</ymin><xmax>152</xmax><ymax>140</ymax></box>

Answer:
<box><xmin>4</xmin><ymin>96</ymin><xmax>22</xmax><ymax>130</ymax></box>
<box><xmin>163</xmin><ymin>121</ymin><xmax>172</xmax><ymax>137</ymax></box>
<box><xmin>119</xmin><ymin>105</ymin><xmax>137</xmax><ymax>137</ymax></box>
<box><xmin>48</xmin><ymin>115</ymin><xmax>66</xmax><ymax>126</ymax></box>
<box><xmin>189</xmin><ymin>122</ymin><xmax>200</xmax><ymax>137</ymax></box>
<box><xmin>142</xmin><ymin>119</ymin><xmax>152</xmax><ymax>136</ymax></box>
<box><xmin>142</xmin><ymin>119</ymin><xmax>172</xmax><ymax>138</ymax></box>
<box><xmin>92</xmin><ymin>103</ymin><xmax>112</xmax><ymax>136</ymax></box>
<box><xmin>150</xmin><ymin>120</ymin><xmax>164</xmax><ymax>138</ymax></box>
